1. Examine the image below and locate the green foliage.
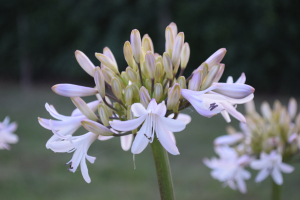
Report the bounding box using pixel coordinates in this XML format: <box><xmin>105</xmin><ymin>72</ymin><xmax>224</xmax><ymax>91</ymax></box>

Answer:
<box><xmin>0</xmin><ymin>0</ymin><xmax>300</xmax><ymax>94</ymax></box>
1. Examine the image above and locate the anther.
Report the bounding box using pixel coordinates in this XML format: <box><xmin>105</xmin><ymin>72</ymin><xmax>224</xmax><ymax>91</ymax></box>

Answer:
<box><xmin>209</xmin><ymin>103</ymin><xmax>218</xmax><ymax>111</ymax></box>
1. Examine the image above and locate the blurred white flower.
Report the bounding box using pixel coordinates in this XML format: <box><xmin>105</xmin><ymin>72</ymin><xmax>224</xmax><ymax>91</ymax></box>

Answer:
<box><xmin>110</xmin><ymin>99</ymin><xmax>186</xmax><ymax>155</ymax></box>
<box><xmin>203</xmin><ymin>146</ymin><xmax>252</xmax><ymax>193</ymax></box>
<box><xmin>0</xmin><ymin>116</ymin><xmax>19</xmax><ymax>150</ymax></box>
<box><xmin>250</xmin><ymin>150</ymin><xmax>294</xmax><ymax>185</ymax></box>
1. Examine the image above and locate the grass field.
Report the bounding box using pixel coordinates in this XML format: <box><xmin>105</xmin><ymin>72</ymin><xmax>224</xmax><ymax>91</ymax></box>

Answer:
<box><xmin>0</xmin><ymin>83</ymin><xmax>299</xmax><ymax>200</ymax></box>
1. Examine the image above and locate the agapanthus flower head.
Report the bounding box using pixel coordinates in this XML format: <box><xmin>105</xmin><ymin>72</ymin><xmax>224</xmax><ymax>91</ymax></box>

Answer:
<box><xmin>0</xmin><ymin>116</ymin><xmax>19</xmax><ymax>150</ymax></box>
<box><xmin>39</xmin><ymin>22</ymin><xmax>255</xmax><ymax>183</ymax></box>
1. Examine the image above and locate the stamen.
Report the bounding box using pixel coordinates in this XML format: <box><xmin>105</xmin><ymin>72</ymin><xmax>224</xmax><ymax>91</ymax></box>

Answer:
<box><xmin>209</xmin><ymin>103</ymin><xmax>218</xmax><ymax>111</ymax></box>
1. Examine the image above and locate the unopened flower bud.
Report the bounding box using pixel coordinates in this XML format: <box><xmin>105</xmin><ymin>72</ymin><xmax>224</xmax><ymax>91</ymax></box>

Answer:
<box><xmin>124</xmin><ymin>41</ymin><xmax>135</xmax><ymax>68</ymax></box>
<box><xmin>126</xmin><ymin>67</ymin><xmax>137</xmax><ymax>83</ymax></box>
<box><xmin>205</xmin><ymin>48</ymin><xmax>227</xmax><ymax>70</ymax></box>
<box><xmin>180</xmin><ymin>42</ymin><xmax>190</xmax><ymax>69</ymax></box>
<box><xmin>113</xmin><ymin>102</ymin><xmax>122</xmax><ymax>111</ymax></box>
<box><xmin>172</xmin><ymin>32</ymin><xmax>184</xmax><ymax>74</ymax></box>
<box><xmin>131</xmin><ymin>82</ymin><xmax>140</xmax><ymax>102</ymax></box>
<box><xmin>145</xmin><ymin>51</ymin><xmax>156</xmax><ymax>79</ymax></box>
<box><xmin>140</xmin><ymin>47</ymin><xmax>146</xmax><ymax>64</ymax></box>
<box><xmin>124</xmin><ymin>85</ymin><xmax>133</xmax><ymax>106</ymax></box>
<box><xmin>121</xmin><ymin>71</ymin><xmax>129</xmax><ymax>85</ymax></box>
<box><xmin>189</xmin><ymin>70</ymin><xmax>203</xmax><ymax>91</ymax></box>
<box><xmin>71</xmin><ymin>97</ymin><xmax>98</xmax><ymax>121</ymax></box>
<box><xmin>98</xmin><ymin>104</ymin><xmax>109</xmax><ymax>126</ymax></box>
<box><xmin>111</xmin><ymin>77</ymin><xmax>123</xmax><ymax>100</ymax></box>
<box><xmin>173</xmin><ymin>101</ymin><xmax>180</xmax><ymax>113</ymax></box>
<box><xmin>261</xmin><ymin>102</ymin><xmax>272</xmax><ymax>120</ymax></box>
<box><xmin>145</xmin><ymin>79</ymin><xmax>152</xmax><ymax>93</ymax></box>
<box><xmin>213</xmin><ymin>64</ymin><xmax>225</xmax><ymax>82</ymax></box>
<box><xmin>75</xmin><ymin>50</ymin><xmax>96</xmax><ymax>77</ymax></box>
<box><xmin>178</xmin><ymin>76</ymin><xmax>186</xmax><ymax>89</ymax></box>
<box><xmin>101</xmin><ymin>67</ymin><xmax>115</xmax><ymax>84</ymax></box>
<box><xmin>103</xmin><ymin>47</ymin><xmax>118</xmax><ymax>69</ymax></box>
<box><xmin>153</xmin><ymin>83</ymin><xmax>163</xmax><ymax>103</ymax></box>
<box><xmin>81</xmin><ymin>119</ymin><xmax>113</xmax><ymax>136</ymax></box>
<box><xmin>163</xmin><ymin>52</ymin><xmax>173</xmax><ymax>79</ymax></box>
<box><xmin>130</xmin><ymin>29</ymin><xmax>142</xmax><ymax>63</ymax></box>
<box><xmin>52</xmin><ymin>84</ymin><xmax>98</xmax><ymax>97</ymax></box>
<box><xmin>165</xmin><ymin>26</ymin><xmax>175</xmax><ymax>57</ymax></box>
<box><xmin>95</xmin><ymin>53</ymin><xmax>119</xmax><ymax>74</ymax></box>
<box><xmin>155</xmin><ymin>63</ymin><xmax>163</xmax><ymax>83</ymax></box>
<box><xmin>169</xmin><ymin>22</ymin><xmax>178</xmax><ymax>38</ymax></box>
<box><xmin>200</xmin><ymin>65</ymin><xmax>220</xmax><ymax>90</ymax></box>
<box><xmin>94</xmin><ymin>67</ymin><xmax>105</xmax><ymax>98</ymax></box>
<box><xmin>141</xmin><ymin>61</ymin><xmax>150</xmax><ymax>79</ymax></box>
<box><xmin>127</xmin><ymin>105</ymin><xmax>137</xmax><ymax>134</ymax></box>
<box><xmin>156</xmin><ymin>55</ymin><xmax>163</xmax><ymax>66</ymax></box>
<box><xmin>198</xmin><ymin>62</ymin><xmax>208</xmax><ymax>77</ymax></box>
<box><xmin>142</xmin><ymin>34</ymin><xmax>154</xmax><ymax>53</ymax></box>
<box><xmin>139</xmin><ymin>86</ymin><xmax>151</xmax><ymax>108</ymax></box>
<box><xmin>288</xmin><ymin>97</ymin><xmax>297</xmax><ymax>119</ymax></box>
<box><xmin>167</xmin><ymin>83</ymin><xmax>181</xmax><ymax>110</ymax></box>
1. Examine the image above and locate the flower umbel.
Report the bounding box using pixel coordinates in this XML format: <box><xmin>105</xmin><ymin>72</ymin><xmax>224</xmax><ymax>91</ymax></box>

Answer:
<box><xmin>0</xmin><ymin>116</ymin><xmax>19</xmax><ymax>150</ymax></box>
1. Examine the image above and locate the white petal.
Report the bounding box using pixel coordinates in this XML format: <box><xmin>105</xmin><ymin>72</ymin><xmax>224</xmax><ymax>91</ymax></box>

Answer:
<box><xmin>213</xmin><ymin>83</ymin><xmax>254</xmax><ymax>99</ymax></box>
<box><xmin>288</xmin><ymin>98</ymin><xmax>297</xmax><ymax>119</ymax></box>
<box><xmin>242</xmin><ymin>169</ymin><xmax>251</xmax><ymax>180</ymax></box>
<box><xmin>45</xmin><ymin>103</ymin><xmax>69</xmax><ymax>120</ymax></box>
<box><xmin>48</xmin><ymin>140</ymin><xmax>74</xmax><ymax>152</ymax></box>
<box><xmin>236</xmin><ymin>176</ymin><xmax>247</xmax><ymax>194</ymax></box>
<box><xmin>271</xmin><ymin>166</ymin><xmax>283</xmax><ymax>185</ymax></box>
<box><xmin>153</xmin><ymin>101</ymin><xmax>167</xmax><ymax>116</ymax></box>
<box><xmin>121</xmin><ymin>134</ymin><xmax>133</xmax><ymax>151</ymax></box>
<box><xmin>98</xmin><ymin>135</ymin><xmax>114</xmax><ymax>141</ymax></box>
<box><xmin>261</xmin><ymin>102</ymin><xmax>272</xmax><ymax>120</ymax></box>
<box><xmin>205</xmin><ymin>48</ymin><xmax>227</xmax><ymax>69</ymax></box>
<box><xmin>131</xmin><ymin>132</ymin><xmax>149</xmax><ymax>154</ymax></box>
<box><xmin>226</xmin><ymin>76</ymin><xmax>233</xmax><ymax>84</ymax></box>
<box><xmin>221</xmin><ymin>110</ymin><xmax>231</xmax><ymax>123</ymax></box>
<box><xmin>147</xmin><ymin>98</ymin><xmax>158</xmax><ymax>112</ymax></box>
<box><xmin>110</xmin><ymin>115</ymin><xmax>146</xmax><ymax>132</ymax></box>
<box><xmin>156</xmin><ymin>119</ymin><xmax>179</xmax><ymax>155</ymax></box>
<box><xmin>235</xmin><ymin>73</ymin><xmax>246</xmax><ymax>84</ymax></box>
<box><xmin>214</xmin><ymin>134</ymin><xmax>244</xmax><ymax>146</ymax></box>
<box><xmin>75</xmin><ymin>50</ymin><xmax>96</xmax><ymax>77</ymax></box>
<box><xmin>278</xmin><ymin>163</ymin><xmax>294</xmax><ymax>173</ymax></box>
<box><xmin>158</xmin><ymin>115</ymin><xmax>186</xmax><ymax>132</ymax></box>
<box><xmin>2</xmin><ymin>116</ymin><xmax>10</xmax><ymax>126</ymax></box>
<box><xmin>168</xmin><ymin>113</ymin><xmax>191</xmax><ymax>125</ymax></box>
<box><xmin>220</xmin><ymin>102</ymin><xmax>246</xmax><ymax>123</ymax></box>
<box><xmin>250</xmin><ymin>160</ymin><xmax>269</xmax><ymax>170</ymax></box>
<box><xmin>4</xmin><ymin>122</ymin><xmax>18</xmax><ymax>133</ymax></box>
<box><xmin>223</xmin><ymin>94</ymin><xmax>254</xmax><ymax>104</ymax></box>
<box><xmin>255</xmin><ymin>168</ymin><xmax>270</xmax><ymax>182</ymax></box>
<box><xmin>80</xmin><ymin>157</ymin><xmax>91</xmax><ymax>183</ymax></box>
<box><xmin>52</xmin><ymin>84</ymin><xmax>98</xmax><ymax>97</ymax></box>
<box><xmin>131</xmin><ymin>103</ymin><xmax>148</xmax><ymax>117</ymax></box>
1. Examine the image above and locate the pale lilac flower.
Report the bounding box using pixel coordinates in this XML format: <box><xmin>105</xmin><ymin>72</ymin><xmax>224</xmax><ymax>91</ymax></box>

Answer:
<box><xmin>203</xmin><ymin>146</ymin><xmax>252</xmax><ymax>193</ymax></box>
<box><xmin>38</xmin><ymin>101</ymin><xmax>99</xmax><ymax>148</ymax></box>
<box><xmin>109</xmin><ymin>99</ymin><xmax>186</xmax><ymax>155</ymax></box>
<box><xmin>250</xmin><ymin>150</ymin><xmax>294</xmax><ymax>185</ymax></box>
<box><xmin>0</xmin><ymin>116</ymin><xmax>19</xmax><ymax>150</ymax></box>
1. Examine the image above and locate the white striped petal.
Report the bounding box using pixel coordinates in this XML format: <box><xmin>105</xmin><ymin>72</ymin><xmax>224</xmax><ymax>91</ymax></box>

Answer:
<box><xmin>156</xmin><ymin>119</ymin><xmax>179</xmax><ymax>155</ymax></box>
<box><xmin>121</xmin><ymin>134</ymin><xmax>133</xmax><ymax>151</ymax></box>
<box><xmin>168</xmin><ymin>113</ymin><xmax>191</xmax><ymax>125</ymax></box>
<box><xmin>131</xmin><ymin>103</ymin><xmax>148</xmax><ymax>117</ymax></box>
<box><xmin>110</xmin><ymin>115</ymin><xmax>146</xmax><ymax>132</ymax></box>
<box><xmin>271</xmin><ymin>166</ymin><xmax>283</xmax><ymax>185</ymax></box>
<box><xmin>221</xmin><ymin>110</ymin><xmax>231</xmax><ymax>123</ymax></box>
<box><xmin>213</xmin><ymin>83</ymin><xmax>255</xmax><ymax>99</ymax></box>
<box><xmin>220</xmin><ymin>102</ymin><xmax>246</xmax><ymax>123</ymax></box>
<box><xmin>226</xmin><ymin>76</ymin><xmax>233</xmax><ymax>84</ymax></box>
<box><xmin>158</xmin><ymin>115</ymin><xmax>186</xmax><ymax>132</ymax></box>
<box><xmin>154</xmin><ymin>101</ymin><xmax>167</xmax><ymax>116</ymax></box>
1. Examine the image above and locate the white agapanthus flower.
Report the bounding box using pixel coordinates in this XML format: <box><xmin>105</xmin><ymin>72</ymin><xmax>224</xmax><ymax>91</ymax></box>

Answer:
<box><xmin>203</xmin><ymin>145</ymin><xmax>252</xmax><ymax>193</ymax></box>
<box><xmin>38</xmin><ymin>101</ymin><xmax>99</xmax><ymax>148</ymax></box>
<box><xmin>0</xmin><ymin>116</ymin><xmax>19</xmax><ymax>150</ymax></box>
<box><xmin>250</xmin><ymin>150</ymin><xmax>294</xmax><ymax>185</ymax></box>
<box><xmin>110</xmin><ymin>99</ymin><xmax>186</xmax><ymax>155</ymax></box>
<box><xmin>48</xmin><ymin>120</ymin><xmax>113</xmax><ymax>183</ymax></box>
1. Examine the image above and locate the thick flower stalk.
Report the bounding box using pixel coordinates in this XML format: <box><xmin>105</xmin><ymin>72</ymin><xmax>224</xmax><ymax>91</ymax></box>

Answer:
<box><xmin>38</xmin><ymin>22</ymin><xmax>255</xmax><ymax>199</ymax></box>
<box><xmin>0</xmin><ymin>116</ymin><xmax>19</xmax><ymax>150</ymax></box>
<box><xmin>205</xmin><ymin>98</ymin><xmax>298</xmax><ymax>199</ymax></box>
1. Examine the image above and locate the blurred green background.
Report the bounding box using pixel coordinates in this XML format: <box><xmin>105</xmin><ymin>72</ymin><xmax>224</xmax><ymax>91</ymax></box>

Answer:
<box><xmin>1</xmin><ymin>0</ymin><xmax>300</xmax><ymax>199</ymax></box>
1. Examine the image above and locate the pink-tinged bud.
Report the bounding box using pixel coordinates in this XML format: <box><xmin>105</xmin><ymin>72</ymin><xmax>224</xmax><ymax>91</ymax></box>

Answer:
<box><xmin>139</xmin><ymin>86</ymin><xmax>151</xmax><ymax>108</ymax></box>
<box><xmin>71</xmin><ymin>97</ymin><xmax>98</xmax><ymax>121</ymax></box>
<box><xmin>75</xmin><ymin>50</ymin><xmax>96</xmax><ymax>77</ymax></box>
<box><xmin>130</xmin><ymin>29</ymin><xmax>142</xmax><ymax>63</ymax></box>
<box><xmin>169</xmin><ymin>22</ymin><xmax>178</xmax><ymax>39</ymax></box>
<box><xmin>188</xmin><ymin>70</ymin><xmax>203</xmax><ymax>91</ymax></box>
<box><xmin>52</xmin><ymin>84</ymin><xmax>98</xmax><ymax>97</ymax></box>
<box><xmin>167</xmin><ymin>83</ymin><xmax>181</xmax><ymax>110</ymax></box>
<box><xmin>213</xmin><ymin>83</ymin><xmax>255</xmax><ymax>99</ymax></box>
<box><xmin>172</xmin><ymin>32</ymin><xmax>184</xmax><ymax>74</ymax></box>
<box><xmin>165</xmin><ymin>26</ymin><xmax>174</xmax><ymax>58</ymax></box>
<box><xmin>142</xmin><ymin>34</ymin><xmax>154</xmax><ymax>53</ymax></box>
<box><xmin>145</xmin><ymin>51</ymin><xmax>156</xmax><ymax>79</ymax></box>
<box><xmin>95</xmin><ymin>53</ymin><xmax>119</xmax><ymax>74</ymax></box>
<box><xmin>205</xmin><ymin>48</ymin><xmax>227</xmax><ymax>70</ymax></box>
<box><xmin>180</xmin><ymin>43</ymin><xmax>190</xmax><ymax>69</ymax></box>
<box><xmin>163</xmin><ymin>52</ymin><xmax>173</xmax><ymax>79</ymax></box>
<box><xmin>94</xmin><ymin>67</ymin><xmax>105</xmax><ymax>98</ymax></box>
<box><xmin>81</xmin><ymin>119</ymin><xmax>113</xmax><ymax>136</ymax></box>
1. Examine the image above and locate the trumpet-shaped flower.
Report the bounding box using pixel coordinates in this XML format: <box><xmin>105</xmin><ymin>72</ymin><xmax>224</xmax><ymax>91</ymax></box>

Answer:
<box><xmin>0</xmin><ymin>116</ymin><xmax>19</xmax><ymax>150</ymax></box>
<box><xmin>250</xmin><ymin>150</ymin><xmax>294</xmax><ymax>185</ymax></box>
<box><xmin>203</xmin><ymin>146</ymin><xmax>252</xmax><ymax>193</ymax></box>
<box><xmin>38</xmin><ymin>101</ymin><xmax>99</xmax><ymax>148</ymax></box>
<box><xmin>109</xmin><ymin>99</ymin><xmax>186</xmax><ymax>155</ymax></box>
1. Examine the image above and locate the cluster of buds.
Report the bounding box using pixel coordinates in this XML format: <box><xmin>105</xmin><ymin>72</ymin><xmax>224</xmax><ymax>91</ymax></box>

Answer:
<box><xmin>39</xmin><ymin>22</ymin><xmax>254</xmax><ymax>183</ymax></box>
<box><xmin>0</xmin><ymin>116</ymin><xmax>19</xmax><ymax>150</ymax></box>
<box><xmin>205</xmin><ymin>98</ymin><xmax>298</xmax><ymax>193</ymax></box>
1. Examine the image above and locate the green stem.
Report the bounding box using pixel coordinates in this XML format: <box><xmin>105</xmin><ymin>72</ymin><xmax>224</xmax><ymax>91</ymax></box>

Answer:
<box><xmin>151</xmin><ymin>137</ymin><xmax>175</xmax><ymax>200</ymax></box>
<box><xmin>271</xmin><ymin>179</ymin><xmax>281</xmax><ymax>200</ymax></box>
